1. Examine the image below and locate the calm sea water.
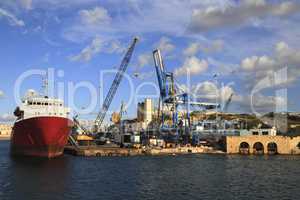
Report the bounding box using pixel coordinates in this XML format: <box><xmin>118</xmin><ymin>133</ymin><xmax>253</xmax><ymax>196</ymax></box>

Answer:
<box><xmin>0</xmin><ymin>140</ymin><xmax>300</xmax><ymax>200</ymax></box>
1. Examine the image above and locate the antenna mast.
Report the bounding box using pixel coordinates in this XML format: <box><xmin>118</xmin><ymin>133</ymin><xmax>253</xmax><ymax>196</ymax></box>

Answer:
<box><xmin>42</xmin><ymin>72</ymin><xmax>49</xmax><ymax>97</ymax></box>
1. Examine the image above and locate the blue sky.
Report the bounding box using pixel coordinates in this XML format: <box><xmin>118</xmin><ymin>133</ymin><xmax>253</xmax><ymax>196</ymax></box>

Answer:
<box><xmin>1</xmin><ymin>0</ymin><xmax>300</xmax><ymax>122</ymax></box>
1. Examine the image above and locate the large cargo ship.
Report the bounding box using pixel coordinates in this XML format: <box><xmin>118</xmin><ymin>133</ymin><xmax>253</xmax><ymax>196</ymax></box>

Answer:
<box><xmin>11</xmin><ymin>90</ymin><xmax>73</xmax><ymax>158</ymax></box>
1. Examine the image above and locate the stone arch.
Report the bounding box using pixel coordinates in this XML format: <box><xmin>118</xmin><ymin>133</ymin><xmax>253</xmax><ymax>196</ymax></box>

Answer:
<box><xmin>239</xmin><ymin>142</ymin><xmax>250</xmax><ymax>154</ymax></box>
<box><xmin>253</xmin><ymin>142</ymin><xmax>264</xmax><ymax>155</ymax></box>
<box><xmin>267</xmin><ymin>142</ymin><xmax>278</xmax><ymax>155</ymax></box>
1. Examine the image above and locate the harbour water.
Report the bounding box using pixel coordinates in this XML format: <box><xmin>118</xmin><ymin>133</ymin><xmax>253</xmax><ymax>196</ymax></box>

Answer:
<box><xmin>0</xmin><ymin>140</ymin><xmax>300</xmax><ymax>200</ymax></box>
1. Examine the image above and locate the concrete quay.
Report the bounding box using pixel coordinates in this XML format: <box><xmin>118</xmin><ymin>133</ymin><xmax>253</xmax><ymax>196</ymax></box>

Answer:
<box><xmin>0</xmin><ymin>136</ymin><xmax>10</xmax><ymax>140</ymax></box>
<box><xmin>64</xmin><ymin>146</ymin><xmax>224</xmax><ymax>157</ymax></box>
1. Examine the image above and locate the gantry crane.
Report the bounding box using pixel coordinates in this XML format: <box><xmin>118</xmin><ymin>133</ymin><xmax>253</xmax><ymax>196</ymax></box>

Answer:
<box><xmin>153</xmin><ymin>49</ymin><xmax>181</xmax><ymax>128</ymax></box>
<box><xmin>153</xmin><ymin>49</ymin><xmax>219</xmax><ymax>139</ymax></box>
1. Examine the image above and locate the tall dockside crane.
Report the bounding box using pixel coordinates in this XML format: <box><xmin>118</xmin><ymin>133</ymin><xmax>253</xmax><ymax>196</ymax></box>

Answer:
<box><xmin>153</xmin><ymin>49</ymin><xmax>219</xmax><ymax>142</ymax></box>
<box><xmin>153</xmin><ymin>49</ymin><xmax>180</xmax><ymax>129</ymax></box>
<box><xmin>94</xmin><ymin>37</ymin><xmax>138</xmax><ymax>132</ymax></box>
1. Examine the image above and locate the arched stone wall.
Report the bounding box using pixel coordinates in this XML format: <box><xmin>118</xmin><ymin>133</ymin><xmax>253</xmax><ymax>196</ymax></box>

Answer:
<box><xmin>226</xmin><ymin>135</ymin><xmax>300</xmax><ymax>155</ymax></box>
<box><xmin>267</xmin><ymin>142</ymin><xmax>278</xmax><ymax>154</ymax></box>
<box><xmin>239</xmin><ymin>142</ymin><xmax>250</xmax><ymax>154</ymax></box>
<box><xmin>253</xmin><ymin>142</ymin><xmax>264</xmax><ymax>154</ymax></box>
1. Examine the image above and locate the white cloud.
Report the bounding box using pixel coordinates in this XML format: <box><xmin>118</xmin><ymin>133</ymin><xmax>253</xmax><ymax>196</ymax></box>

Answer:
<box><xmin>191</xmin><ymin>81</ymin><xmax>286</xmax><ymax>113</ymax></box>
<box><xmin>0</xmin><ymin>90</ymin><xmax>4</xmax><ymax>98</ymax></box>
<box><xmin>133</xmin><ymin>71</ymin><xmax>155</xmax><ymax>80</ymax></box>
<box><xmin>180</xmin><ymin>81</ymin><xmax>235</xmax><ymax>111</ymax></box>
<box><xmin>192</xmin><ymin>81</ymin><xmax>234</xmax><ymax>101</ymax></box>
<box><xmin>0</xmin><ymin>8</ymin><xmax>25</xmax><ymax>27</ymax></box>
<box><xmin>69</xmin><ymin>36</ymin><xmax>102</xmax><ymax>62</ymax></box>
<box><xmin>189</xmin><ymin>1</ymin><xmax>300</xmax><ymax>32</ymax></box>
<box><xmin>275</xmin><ymin>41</ymin><xmax>300</xmax><ymax>65</ymax></box>
<box><xmin>183</xmin><ymin>40</ymin><xmax>224</xmax><ymax>56</ymax></box>
<box><xmin>240</xmin><ymin>41</ymin><xmax>300</xmax><ymax>88</ymax></box>
<box><xmin>59</xmin><ymin>1</ymin><xmax>231</xmax><ymax>42</ymax></box>
<box><xmin>183</xmin><ymin>43</ymin><xmax>200</xmax><ymax>57</ymax></box>
<box><xmin>203</xmin><ymin>40</ymin><xmax>224</xmax><ymax>53</ymax></box>
<box><xmin>137</xmin><ymin>53</ymin><xmax>152</xmax><ymax>68</ymax></box>
<box><xmin>272</xmin><ymin>1</ymin><xmax>297</xmax><ymax>16</ymax></box>
<box><xmin>183</xmin><ymin>80</ymin><xmax>286</xmax><ymax>113</ymax></box>
<box><xmin>20</xmin><ymin>0</ymin><xmax>32</xmax><ymax>10</ymax></box>
<box><xmin>42</xmin><ymin>53</ymin><xmax>50</xmax><ymax>63</ymax></box>
<box><xmin>174</xmin><ymin>56</ymin><xmax>208</xmax><ymax>76</ymax></box>
<box><xmin>0</xmin><ymin>113</ymin><xmax>16</xmax><ymax>122</ymax></box>
<box><xmin>69</xmin><ymin>36</ymin><xmax>125</xmax><ymax>62</ymax></box>
<box><xmin>79</xmin><ymin>6</ymin><xmax>111</xmax><ymax>26</ymax></box>
<box><xmin>235</xmin><ymin>93</ymin><xmax>287</xmax><ymax>114</ymax></box>
<box><xmin>207</xmin><ymin>57</ymin><xmax>238</xmax><ymax>75</ymax></box>
<box><xmin>193</xmin><ymin>81</ymin><xmax>218</xmax><ymax>98</ymax></box>
<box><xmin>106</xmin><ymin>40</ymin><xmax>125</xmax><ymax>54</ymax></box>
<box><xmin>276</xmin><ymin>41</ymin><xmax>289</xmax><ymax>53</ymax></box>
<box><xmin>241</xmin><ymin>55</ymin><xmax>276</xmax><ymax>71</ymax></box>
<box><xmin>155</xmin><ymin>37</ymin><xmax>175</xmax><ymax>54</ymax></box>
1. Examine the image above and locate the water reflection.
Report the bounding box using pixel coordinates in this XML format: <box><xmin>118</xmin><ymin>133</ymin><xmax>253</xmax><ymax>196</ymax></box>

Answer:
<box><xmin>0</xmin><ymin>141</ymin><xmax>71</xmax><ymax>200</ymax></box>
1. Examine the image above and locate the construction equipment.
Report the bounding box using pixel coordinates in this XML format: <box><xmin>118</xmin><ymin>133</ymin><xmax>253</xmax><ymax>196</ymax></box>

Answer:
<box><xmin>73</xmin><ymin>115</ymin><xmax>91</xmax><ymax>135</ymax></box>
<box><xmin>153</xmin><ymin>49</ymin><xmax>181</xmax><ymax>128</ymax></box>
<box><xmin>119</xmin><ymin>101</ymin><xmax>126</xmax><ymax>124</ymax></box>
<box><xmin>153</xmin><ymin>49</ymin><xmax>218</xmax><ymax>128</ymax></box>
<box><xmin>74</xmin><ymin>134</ymin><xmax>94</xmax><ymax>146</ymax></box>
<box><xmin>111</xmin><ymin>112</ymin><xmax>120</xmax><ymax>124</ymax></box>
<box><xmin>94</xmin><ymin>37</ymin><xmax>138</xmax><ymax>132</ymax></box>
<box><xmin>111</xmin><ymin>101</ymin><xmax>126</xmax><ymax>124</ymax></box>
<box><xmin>68</xmin><ymin>134</ymin><xmax>79</xmax><ymax>148</ymax></box>
<box><xmin>69</xmin><ymin>37</ymin><xmax>138</xmax><ymax>146</ymax></box>
<box><xmin>153</xmin><ymin>49</ymin><xmax>219</xmax><ymax>144</ymax></box>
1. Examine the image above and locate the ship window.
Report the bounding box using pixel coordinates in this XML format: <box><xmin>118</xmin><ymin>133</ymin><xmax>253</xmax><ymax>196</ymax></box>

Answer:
<box><xmin>45</xmin><ymin>103</ymin><xmax>48</xmax><ymax>106</ymax></box>
<box><xmin>37</xmin><ymin>102</ymin><xmax>41</xmax><ymax>105</ymax></box>
<box><xmin>60</xmin><ymin>104</ymin><xmax>62</xmax><ymax>106</ymax></box>
<box><xmin>28</xmin><ymin>102</ymin><xmax>33</xmax><ymax>105</ymax></box>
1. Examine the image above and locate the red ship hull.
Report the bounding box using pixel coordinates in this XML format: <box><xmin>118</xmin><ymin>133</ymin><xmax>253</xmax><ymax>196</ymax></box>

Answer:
<box><xmin>10</xmin><ymin>116</ymin><xmax>73</xmax><ymax>158</ymax></box>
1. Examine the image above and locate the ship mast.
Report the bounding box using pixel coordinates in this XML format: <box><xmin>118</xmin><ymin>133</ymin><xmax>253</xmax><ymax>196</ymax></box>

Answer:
<box><xmin>42</xmin><ymin>72</ymin><xmax>49</xmax><ymax>97</ymax></box>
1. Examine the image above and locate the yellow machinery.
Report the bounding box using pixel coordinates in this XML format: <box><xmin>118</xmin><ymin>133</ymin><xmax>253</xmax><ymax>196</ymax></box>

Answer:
<box><xmin>75</xmin><ymin>134</ymin><xmax>94</xmax><ymax>146</ymax></box>
<box><xmin>111</xmin><ymin>112</ymin><xmax>121</xmax><ymax>124</ymax></box>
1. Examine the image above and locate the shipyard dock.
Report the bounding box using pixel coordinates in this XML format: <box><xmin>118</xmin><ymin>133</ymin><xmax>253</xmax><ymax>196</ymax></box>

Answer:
<box><xmin>64</xmin><ymin>145</ymin><xmax>224</xmax><ymax>157</ymax></box>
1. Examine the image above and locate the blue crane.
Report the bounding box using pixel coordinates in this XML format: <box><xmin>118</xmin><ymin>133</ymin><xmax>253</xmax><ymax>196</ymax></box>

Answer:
<box><xmin>153</xmin><ymin>49</ymin><xmax>187</xmax><ymax>129</ymax></box>
<box><xmin>153</xmin><ymin>49</ymin><xmax>219</xmax><ymax>136</ymax></box>
<box><xmin>94</xmin><ymin>37</ymin><xmax>139</xmax><ymax>132</ymax></box>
